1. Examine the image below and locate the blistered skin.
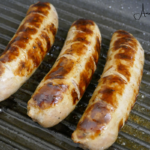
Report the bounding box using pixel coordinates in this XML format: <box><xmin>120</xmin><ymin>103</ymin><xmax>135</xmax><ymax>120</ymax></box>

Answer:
<box><xmin>72</xmin><ymin>30</ymin><xmax>144</xmax><ymax>150</ymax></box>
<box><xmin>27</xmin><ymin>19</ymin><xmax>101</xmax><ymax>128</ymax></box>
<box><xmin>0</xmin><ymin>2</ymin><xmax>58</xmax><ymax>101</ymax></box>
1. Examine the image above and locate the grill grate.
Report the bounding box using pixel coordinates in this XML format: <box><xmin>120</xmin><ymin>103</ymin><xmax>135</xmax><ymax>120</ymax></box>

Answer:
<box><xmin>0</xmin><ymin>0</ymin><xmax>150</xmax><ymax>150</ymax></box>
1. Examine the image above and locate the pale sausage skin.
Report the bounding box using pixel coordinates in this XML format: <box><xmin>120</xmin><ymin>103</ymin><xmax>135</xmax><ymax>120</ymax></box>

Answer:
<box><xmin>0</xmin><ymin>2</ymin><xmax>58</xmax><ymax>101</ymax></box>
<box><xmin>72</xmin><ymin>30</ymin><xmax>144</xmax><ymax>150</ymax></box>
<box><xmin>27</xmin><ymin>19</ymin><xmax>101</xmax><ymax>128</ymax></box>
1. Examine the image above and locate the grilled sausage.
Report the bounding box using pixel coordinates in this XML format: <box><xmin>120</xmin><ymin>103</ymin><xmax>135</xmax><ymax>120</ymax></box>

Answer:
<box><xmin>0</xmin><ymin>2</ymin><xmax>58</xmax><ymax>101</ymax></box>
<box><xmin>27</xmin><ymin>19</ymin><xmax>101</xmax><ymax>128</ymax></box>
<box><xmin>72</xmin><ymin>30</ymin><xmax>144</xmax><ymax>150</ymax></box>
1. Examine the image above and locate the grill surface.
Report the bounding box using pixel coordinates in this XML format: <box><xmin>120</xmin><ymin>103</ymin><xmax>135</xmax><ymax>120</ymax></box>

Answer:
<box><xmin>0</xmin><ymin>0</ymin><xmax>150</xmax><ymax>150</ymax></box>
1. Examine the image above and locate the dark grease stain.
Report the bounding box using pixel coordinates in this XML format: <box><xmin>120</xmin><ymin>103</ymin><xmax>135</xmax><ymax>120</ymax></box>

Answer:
<box><xmin>27</xmin><ymin>2</ymin><xmax>50</xmax><ymax>16</ymax></box>
<box><xmin>71</xmin><ymin>89</ymin><xmax>79</xmax><ymax>105</ymax></box>
<box><xmin>45</xmin><ymin>57</ymin><xmax>74</xmax><ymax>80</ymax></box>
<box><xmin>99</xmin><ymin>75</ymin><xmax>126</xmax><ymax>107</ymax></box>
<box><xmin>77</xmin><ymin>101</ymin><xmax>112</xmax><ymax>139</ymax></box>
<box><xmin>72</xmin><ymin>19</ymin><xmax>94</xmax><ymax>34</ymax></box>
<box><xmin>33</xmin><ymin>82</ymin><xmax>68</xmax><ymax>109</ymax></box>
<box><xmin>0</xmin><ymin>46</ymin><xmax>19</xmax><ymax>63</ymax></box>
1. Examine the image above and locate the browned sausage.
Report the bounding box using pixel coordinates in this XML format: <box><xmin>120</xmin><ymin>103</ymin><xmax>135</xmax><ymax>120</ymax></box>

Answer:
<box><xmin>72</xmin><ymin>30</ymin><xmax>144</xmax><ymax>150</ymax></box>
<box><xmin>0</xmin><ymin>2</ymin><xmax>58</xmax><ymax>101</ymax></box>
<box><xmin>27</xmin><ymin>19</ymin><xmax>101</xmax><ymax>128</ymax></box>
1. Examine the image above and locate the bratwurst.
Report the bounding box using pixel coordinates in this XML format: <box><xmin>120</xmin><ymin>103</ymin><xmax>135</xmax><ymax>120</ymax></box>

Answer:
<box><xmin>0</xmin><ymin>2</ymin><xmax>58</xmax><ymax>101</ymax></box>
<box><xmin>72</xmin><ymin>30</ymin><xmax>144</xmax><ymax>150</ymax></box>
<box><xmin>27</xmin><ymin>19</ymin><xmax>101</xmax><ymax>127</ymax></box>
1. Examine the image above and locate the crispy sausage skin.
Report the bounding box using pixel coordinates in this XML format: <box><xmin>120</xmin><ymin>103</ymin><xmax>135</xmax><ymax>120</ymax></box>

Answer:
<box><xmin>27</xmin><ymin>19</ymin><xmax>101</xmax><ymax>128</ymax></box>
<box><xmin>0</xmin><ymin>2</ymin><xmax>58</xmax><ymax>101</ymax></box>
<box><xmin>72</xmin><ymin>30</ymin><xmax>144</xmax><ymax>150</ymax></box>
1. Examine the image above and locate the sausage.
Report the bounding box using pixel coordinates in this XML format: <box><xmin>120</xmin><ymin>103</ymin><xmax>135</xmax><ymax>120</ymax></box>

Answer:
<box><xmin>27</xmin><ymin>19</ymin><xmax>101</xmax><ymax>128</ymax></box>
<box><xmin>72</xmin><ymin>30</ymin><xmax>144</xmax><ymax>150</ymax></box>
<box><xmin>0</xmin><ymin>2</ymin><xmax>58</xmax><ymax>101</ymax></box>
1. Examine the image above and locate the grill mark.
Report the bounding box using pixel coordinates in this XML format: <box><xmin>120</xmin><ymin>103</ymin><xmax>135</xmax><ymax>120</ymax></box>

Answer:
<box><xmin>33</xmin><ymin>82</ymin><xmax>68</xmax><ymax>109</ymax></box>
<box><xmin>72</xmin><ymin>19</ymin><xmax>94</xmax><ymax>34</ymax></box>
<box><xmin>45</xmin><ymin>57</ymin><xmax>74</xmax><ymax>80</ymax></box>
<box><xmin>40</xmin><ymin>31</ymin><xmax>51</xmax><ymax>52</ymax></box>
<box><xmin>14</xmin><ymin>60</ymin><xmax>31</xmax><ymax>76</ymax></box>
<box><xmin>7</xmin><ymin>32</ymin><xmax>32</xmax><ymax>49</ymax></box>
<box><xmin>71</xmin><ymin>79</ymin><xmax>80</xmax><ymax>100</ymax></box>
<box><xmin>71</xmin><ymin>89</ymin><xmax>79</xmax><ymax>105</ymax></box>
<box><xmin>95</xmin><ymin>36</ymin><xmax>101</xmax><ymax>55</ymax></box>
<box><xmin>71</xmin><ymin>29</ymin><xmax>86</xmax><ymax>33</ymax></box>
<box><xmin>36</xmin><ymin>38</ymin><xmax>45</xmax><ymax>59</ymax></box>
<box><xmin>67</xmin><ymin>31</ymin><xmax>91</xmax><ymax>45</ymax></box>
<box><xmin>116</xmin><ymin>44</ymin><xmax>136</xmax><ymax>52</ymax></box>
<box><xmin>48</xmin><ymin>23</ymin><xmax>57</xmax><ymax>36</ymax></box>
<box><xmin>114</xmin><ymin>45</ymin><xmax>136</xmax><ymax>65</ymax></box>
<box><xmin>112</xmin><ymin>30</ymin><xmax>138</xmax><ymax>51</ymax></box>
<box><xmin>91</xmin><ymin>55</ymin><xmax>97</xmax><ymax>71</ymax></box>
<box><xmin>16</xmin><ymin>26</ymin><xmax>38</xmax><ymax>36</ymax></box>
<box><xmin>27</xmin><ymin>45</ymin><xmax>41</xmax><ymax>68</ymax></box>
<box><xmin>25</xmin><ymin>13</ymin><xmax>45</xmax><ymax>28</ymax></box>
<box><xmin>27</xmin><ymin>2</ymin><xmax>50</xmax><ymax>16</ymax></box>
<box><xmin>0</xmin><ymin>2</ymin><xmax>55</xmax><ymax>78</ymax></box>
<box><xmin>27</xmin><ymin>12</ymin><xmax>46</xmax><ymax>18</ymax></box>
<box><xmin>105</xmin><ymin>66</ymin><xmax>113</xmax><ymax>72</ymax></box>
<box><xmin>64</xmin><ymin>43</ymin><xmax>88</xmax><ymax>56</ymax></box>
<box><xmin>0</xmin><ymin>62</ymin><xmax>5</xmax><ymax>77</ymax></box>
<box><xmin>78</xmin><ymin>70</ymin><xmax>87</xmax><ymax>98</ymax></box>
<box><xmin>58</xmin><ymin>54</ymin><xmax>76</xmax><ymax>61</ymax></box>
<box><xmin>0</xmin><ymin>45</ymin><xmax>20</xmax><ymax>63</ymax></box>
<box><xmin>92</xmin><ymin>47</ymin><xmax>99</xmax><ymax>65</ymax></box>
<box><xmin>14</xmin><ymin>36</ymin><xmax>48</xmax><ymax>77</ymax></box>
<box><xmin>102</xmin><ymin>67</ymin><xmax>128</xmax><ymax>83</ymax></box>
<box><xmin>99</xmin><ymin>75</ymin><xmax>126</xmax><ymax>108</ymax></box>
<box><xmin>117</xmin><ymin>63</ymin><xmax>131</xmax><ymax>81</ymax></box>
<box><xmin>77</xmin><ymin>101</ymin><xmax>113</xmax><ymax>139</ymax></box>
<box><xmin>79</xmin><ymin>57</ymin><xmax>95</xmax><ymax>98</ymax></box>
<box><xmin>72</xmin><ymin>19</ymin><xmax>94</xmax><ymax>26</ymax></box>
<box><xmin>14</xmin><ymin>42</ymin><xmax>42</xmax><ymax>76</ymax></box>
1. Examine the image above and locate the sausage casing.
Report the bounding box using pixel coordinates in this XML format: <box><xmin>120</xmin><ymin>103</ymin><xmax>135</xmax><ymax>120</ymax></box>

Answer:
<box><xmin>0</xmin><ymin>2</ymin><xmax>58</xmax><ymax>101</ymax></box>
<box><xmin>72</xmin><ymin>30</ymin><xmax>144</xmax><ymax>150</ymax></box>
<box><xmin>27</xmin><ymin>19</ymin><xmax>101</xmax><ymax>128</ymax></box>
